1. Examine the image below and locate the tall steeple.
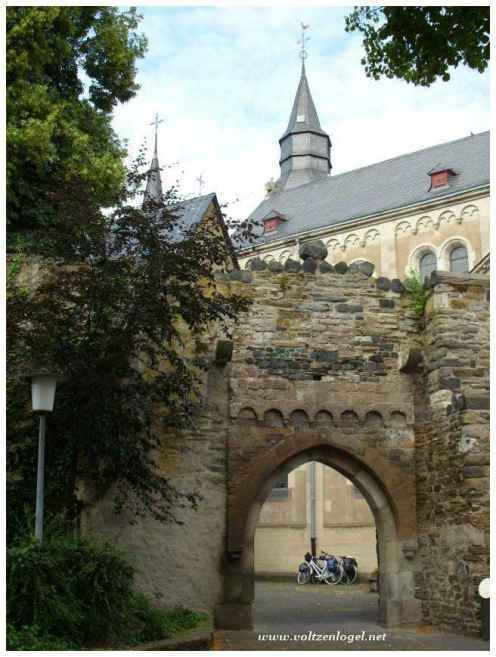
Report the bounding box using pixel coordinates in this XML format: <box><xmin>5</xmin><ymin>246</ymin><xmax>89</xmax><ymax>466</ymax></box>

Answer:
<box><xmin>143</xmin><ymin>113</ymin><xmax>164</xmax><ymax>205</ymax></box>
<box><xmin>276</xmin><ymin>25</ymin><xmax>331</xmax><ymax>191</ymax></box>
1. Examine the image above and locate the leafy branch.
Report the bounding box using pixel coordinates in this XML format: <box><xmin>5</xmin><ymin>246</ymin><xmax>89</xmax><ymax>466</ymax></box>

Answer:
<box><xmin>403</xmin><ymin>269</ymin><xmax>428</xmax><ymax>318</ymax></box>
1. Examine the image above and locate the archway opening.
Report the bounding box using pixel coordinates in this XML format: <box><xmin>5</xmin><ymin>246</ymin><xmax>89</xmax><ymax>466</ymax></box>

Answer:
<box><xmin>253</xmin><ymin>461</ymin><xmax>380</xmax><ymax>633</ymax></box>
<box><xmin>217</xmin><ymin>440</ymin><xmax>420</xmax><ymax>632</ymax></box>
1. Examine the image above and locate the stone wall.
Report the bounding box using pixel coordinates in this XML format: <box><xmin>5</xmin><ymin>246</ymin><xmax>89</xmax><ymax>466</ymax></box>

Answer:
<box><xmin>413</xmin><ymin>272</ymin><xmax>490</xmax><ymax>635</ymax></box>
<box><xmin>79</xmin><ymin>259</ymin><xmax>489</xmax><ymax>636</ymax></box>
<box><xmin>80</xmin><ymin>356</ymin><xmax>230</xmax><ymax>616</ymax></box>
<box><xmin>217</xmin><ymin>263</ymin><xmax>423</xmax><ymax>629</ymax></box>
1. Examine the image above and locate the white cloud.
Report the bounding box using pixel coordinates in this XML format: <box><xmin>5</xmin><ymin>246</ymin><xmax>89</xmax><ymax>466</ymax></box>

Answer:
<box><xmin>112</xmin><ymin>7</ymin><xmax>490</xmax><ymax>221</ymax></box>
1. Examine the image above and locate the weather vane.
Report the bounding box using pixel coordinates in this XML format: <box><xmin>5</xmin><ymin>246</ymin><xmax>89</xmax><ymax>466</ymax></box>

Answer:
<box><xmin>196</xmin><ymin>174</ymin><xmax>205</xmax><ymax>195</ymax></box>
<box><xmin>298</xmin><ymin>22</ymin><xmax>310</xmax><ymax>60</ymax></box>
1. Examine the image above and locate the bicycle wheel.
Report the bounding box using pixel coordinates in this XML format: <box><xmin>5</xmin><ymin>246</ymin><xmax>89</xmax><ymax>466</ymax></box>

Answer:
<box><xmin>346</xmin><ymin>565</ymin><xmax>359</xmax><ymax>584</ymax></box>
<box><xmin>324</xmin><ymin>565</ymin><xmax>343</xmax><ymax>585</ymax></box>
<box><xmin>297</xmin><ymin>563</ymin><xmax>311</xmax><ymax>584</ymax></box>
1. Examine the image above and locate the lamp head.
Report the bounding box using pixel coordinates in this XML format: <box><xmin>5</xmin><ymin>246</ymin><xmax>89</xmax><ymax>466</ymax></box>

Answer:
<box><xmin>31</xmin><ymin>374</ymin><xmax>58</xmax><ymax>413</ymax></box>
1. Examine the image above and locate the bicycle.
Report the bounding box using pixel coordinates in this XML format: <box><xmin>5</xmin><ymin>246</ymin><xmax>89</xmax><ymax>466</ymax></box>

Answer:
<box><xmin>318</xmin><ymin>551</ymin><xmax>359</xmax><ymax>585</ymax></box>
<box><xmin>297</xmin><ymin>552</ymin><xmax>344</xmax><ymax>585</ymax></box>
<box><xmin>340</xmin><ymin>556</ymin><xmax>359</xmax><ymax>584</ymax></box>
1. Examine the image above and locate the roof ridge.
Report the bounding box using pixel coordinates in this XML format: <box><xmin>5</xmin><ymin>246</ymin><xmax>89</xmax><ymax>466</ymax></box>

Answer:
<box><xmin>179</xmin><ymin>191</ymin><xmax>216</xmax><ymax>204</ymax></box>
<box><xmin>271</xmin><ymin>130</ymin><xmax>489</xmax><ymax>197</ymax></box>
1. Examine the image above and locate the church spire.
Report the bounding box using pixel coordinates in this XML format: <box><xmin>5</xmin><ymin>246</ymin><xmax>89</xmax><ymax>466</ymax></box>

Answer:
<box><xmin>143</xmin><ymin>113</ymin><xmax>164</xmax><ymax>205</ymax></box>
<box><xmin>276</xmin><ymin>24</ymin><xmax>331</xmax><ymax>191</ymax></box>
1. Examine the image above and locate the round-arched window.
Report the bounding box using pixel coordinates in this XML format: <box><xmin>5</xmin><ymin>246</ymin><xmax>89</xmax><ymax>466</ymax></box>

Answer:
<box><xmin>419</xmin><ymin>250</ymin><xmax>437</xmax><ymax>280</ymax></box>
<box><xmin>449</xmin><ymin>245</ymin><xmax>468</xmax><ymax>273</ymax></box>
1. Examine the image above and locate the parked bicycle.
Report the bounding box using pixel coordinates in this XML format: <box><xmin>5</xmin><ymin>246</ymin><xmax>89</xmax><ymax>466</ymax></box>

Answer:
<box><xmin>318</xmin><ymin>551</ymin><xmax>359</xmax><ymax>585</ymax></box>
<box><xmin>297</xmin><ymin>552</ymin><xmax>343</xmax><ymax>585</ymax></box>
<box><xmin>340</xmin><ymin>556</ymin><xmax>359</xmax><ymax>584</ymax></box>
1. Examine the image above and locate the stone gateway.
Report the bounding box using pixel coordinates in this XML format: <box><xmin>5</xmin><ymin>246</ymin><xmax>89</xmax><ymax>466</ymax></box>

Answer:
<box><xmin>81</xmin><ymin>265</ymin><xmax>489</xmax><ymax>638</ymax></box>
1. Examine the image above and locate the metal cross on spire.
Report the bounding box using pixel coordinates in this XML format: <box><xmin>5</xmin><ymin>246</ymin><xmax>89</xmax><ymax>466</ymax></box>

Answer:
<box><xmin>298</xmin><ymin>22</ymin><xmax>310</xmax><ymax>61</ymax></box>
<box><xmin>196</xmin><ymin>174</ymin><xmax>205</xmax><ymax>195</ymax></box>
<box><xmin>149</xmin><ymin>113</ymin><xmax>164</xmax><ymax>155</ymax></box>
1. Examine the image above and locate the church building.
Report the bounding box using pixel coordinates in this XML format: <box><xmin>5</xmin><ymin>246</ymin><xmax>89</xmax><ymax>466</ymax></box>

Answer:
<box><xmin>238</xmin><ymin>60</ymin><xmax>490</xmax><ymax>280</ymax></box>
<box><xmin>239</xmin><ymin>55</ymin><xmax>490</xmax><ymax>578</ymax></box>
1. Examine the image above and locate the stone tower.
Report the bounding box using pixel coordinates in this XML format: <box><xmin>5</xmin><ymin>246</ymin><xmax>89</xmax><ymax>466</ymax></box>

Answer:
<box><xmin>276</xmin><ymin>60</ymin><xmax>332</xmax><ymax>191</ymax></box>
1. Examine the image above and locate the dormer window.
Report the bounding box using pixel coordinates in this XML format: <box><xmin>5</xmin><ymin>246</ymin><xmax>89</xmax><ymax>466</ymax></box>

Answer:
<box><xmin>262</xmin><ymin>210</ymin><xmax>287</xmax><ymax>235</ymax></box>
<box><xmin>264</xmin><ymin>218</ymin><xmax>280</xmax><ymax>233</ymax></box>
<box><xmin>429</xmin><ymin>167</ymin><xmax>456</xmax><ymax>190</ymax></box>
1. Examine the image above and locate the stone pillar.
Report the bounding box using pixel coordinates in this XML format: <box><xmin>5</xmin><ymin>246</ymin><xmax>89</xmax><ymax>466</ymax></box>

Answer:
<box><xmin>415</xmin><ymin>272</ymin><xmax>489</xmax><ymax>635</ymax></box>
<box><xmin>353</xmin><ymin>470</ymin><xmax>421</xmax><ymax>627</ymax></box>
<box><xmin>215</xmin><ymin>549</ymin><xmax>255</xmax><ymax>630</ymax></box>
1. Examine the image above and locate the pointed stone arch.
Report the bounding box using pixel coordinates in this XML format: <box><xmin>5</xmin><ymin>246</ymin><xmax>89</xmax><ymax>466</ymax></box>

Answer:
<box><xmin>217</xmin><ymin>433</ymin><xmax>420</xmax><ymax>630</ymax></box>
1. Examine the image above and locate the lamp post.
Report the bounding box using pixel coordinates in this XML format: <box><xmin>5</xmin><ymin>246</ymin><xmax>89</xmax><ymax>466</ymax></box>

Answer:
<box><xmin>31</xmin><ymin>374</ymin><xmax>58</xmax><ymax>542</ymax></box>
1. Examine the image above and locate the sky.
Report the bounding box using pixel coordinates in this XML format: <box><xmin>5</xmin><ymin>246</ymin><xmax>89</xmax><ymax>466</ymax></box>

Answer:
<box><xmin>111</xmin><ymin>6</ymin><xmax>490</xmax><ymax>222</ymax></box>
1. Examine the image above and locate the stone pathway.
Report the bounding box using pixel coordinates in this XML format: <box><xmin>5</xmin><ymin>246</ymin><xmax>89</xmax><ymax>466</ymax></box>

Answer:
<box><xmin>212</xmin><ymin>581</ymin><xmax>489</xmax><ymax>651</ymax></box>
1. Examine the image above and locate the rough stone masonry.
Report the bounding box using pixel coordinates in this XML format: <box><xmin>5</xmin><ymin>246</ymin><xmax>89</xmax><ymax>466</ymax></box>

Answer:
<box><xmin>81</xmin><ymin>256</ymin><xmax>489</xmax><ymax>638</ymax></box>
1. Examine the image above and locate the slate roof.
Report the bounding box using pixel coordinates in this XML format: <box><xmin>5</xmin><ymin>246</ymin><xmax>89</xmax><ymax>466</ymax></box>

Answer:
<box><xmin>169</xmin><ymin>193</ymin><xmax>216</xmax><ymax>242</ymax></box>
<box><xmin>242</xmin><ymin>131</ymin><xmax>489</xmax><ymax>249</ymax></box>
<box><xmin>280</xmin><ymin>61</ymin><xmax>328</xmax><ymax>140</ymax></box>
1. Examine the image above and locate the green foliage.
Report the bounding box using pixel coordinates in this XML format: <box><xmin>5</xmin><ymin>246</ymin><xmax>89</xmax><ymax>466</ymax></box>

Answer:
<box><xmin>7</xmin><ymin>533</ymin><xmax>135</xmax><ymax>645</ymax></box>
<box><xmin>115</xmin><ymin>594</ymin><xmax>206</xmax><ymax>647</ymax></box>
<box><xmin>7</xmin><ymin>624</ymin><xmax>81</xmax><ymax>651</ymax></box>
<box><xmin>345</xmin><ymin>7</ymin><xmax>489</xmax><ymax>86</ymax></box>
<box><xmin>404</xmin><ymin>269</ymin><xmax>428</xmax><ymax>318</ymax></box>
<box><xmin>7</xmin><ymin>7</ymin><xmax>147</xmax><ymax>235</ymax></box>
<box><xmin>7</xmin><ymin>531</ymin><xmax>206</xmax><ymax>648</ymax></box>
<box><xmin>7</xmin><ymin>151</ymin><xmax>253</xmax><ymax>527</ymax></box>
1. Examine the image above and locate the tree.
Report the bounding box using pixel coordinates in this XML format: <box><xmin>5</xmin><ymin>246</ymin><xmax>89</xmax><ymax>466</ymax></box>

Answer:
<box><xmin>6</xmin><ymin>7</ymin><xmax>147</xmax><ymax>236</ymax></box>
<box><xmin>7</xmin><ymin>151</ymin><xmax>254</xmax><ymax>542</ymax></box>
<box><xmin>345</xmin><ymin>6</ymin><xmax>490</xmax><ymax>86</ymax></box>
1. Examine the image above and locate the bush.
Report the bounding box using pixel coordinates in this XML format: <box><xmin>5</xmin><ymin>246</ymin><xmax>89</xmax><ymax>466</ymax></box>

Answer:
<box><xmin>7</xmin><ymin>532</ymin><xmax>206</xmax><ymax>648</ymax></box>
<box><xmin>7</xmin><ymin>533</ymin><xmax>135</xmax><ymax>645</ymax></box>
<box><xmin>6</xmin><ymin>624</ymin><xmax>81</xmax><ymax>651</ymax></box>
<box><xmin>404</xmin><ymin>269</ymin><xmax>428</xmax><ymax>318</ymax></box>
<box><xmin>115</xmin><ymin>593</ymin><xmax>206</xmax><ymax>647</ymax></box>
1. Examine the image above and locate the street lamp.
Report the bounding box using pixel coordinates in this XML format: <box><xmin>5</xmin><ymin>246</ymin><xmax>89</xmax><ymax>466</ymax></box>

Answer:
<box><xmin>31</xmin><ymin>374</ymin><xmax>58</xmax><ymax>542</ymax></box>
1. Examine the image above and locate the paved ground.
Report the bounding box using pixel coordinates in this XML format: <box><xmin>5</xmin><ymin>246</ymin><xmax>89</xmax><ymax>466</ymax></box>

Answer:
<box><xmin>212</xmin><ymin>581</ymin><xmax>490</xmax><ymax>651</ymax></box>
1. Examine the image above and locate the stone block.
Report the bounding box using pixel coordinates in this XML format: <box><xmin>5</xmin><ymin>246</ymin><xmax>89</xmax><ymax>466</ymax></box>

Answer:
<box><xmin>334</xmin><ymin>261</ymin><xmax>348</xmax><ymax>274</ymax></box>
<box><xmin>438</xmin><ymin>377</ymin><xmax>461</xmax><ymax>391</ymax></box>
<box><xmin>249</xmin><ymin>257</ymin><xmax>266</xmax><ymax>271</ymax></box>
<box><xmin>311</xmin><ymin>350</ymin><xmax>338</xmax><ymax>363</ymax></box>
<box><xmin>319</xmin><ymin>260</ymin><xmax>334</xmax><ymax>274</ymax></box>
<box><xmin>284</xmin><ymin>258</ymin><xmax>301</xmax><ymax>273</ymax></box>
<box><xmin>380</xmin><ymin>299</ymin><xmax>395</xmax><ymax>308</ymax></box>
<box><xmin>268</xmin><ymin>261</ymin><xmax>284</xmax><ymax>273</ymax></box>
<box><xmin>319</xmin><ymin>261</ymin><xmax>334</xmax><ymax>273</ymax></box>
<box><xmin>302</xmin><ymin>257</ymin><xmax>317</xmax><ymax>273</ymax></box>
<box><xmin>400</xmin><ymin>599</ymin><xmax>423</xmax><ymax>624</ymax></box>
<box><xmin>299</xmin><ymin>239</ymin><xmax>328</xmax><ymax>261</ymax></box>
<box><xmin>376</xmin><ymin>277</ymin><xmax>391</xmax><ymax>291</ymax></box>
<box><xmin>391</xmin><ymin>278</ymin><xmax>405</xmax><ymax>293</ymax></box>
<box><xmin>464</xmin><ymin>396</ymin><xmax>489</xmax><ymax>410</ymax></box>
<box><xmin>335</xmin><ymin>304</ymin><xmax>364</xmax><ymax>313</ymax></box>
<box><xmin>358</xmin><ymin>261</ymin><xmax>375</xmax><ymax>277</ymax></box>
